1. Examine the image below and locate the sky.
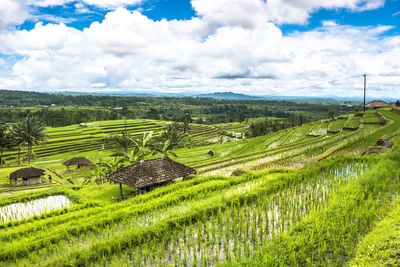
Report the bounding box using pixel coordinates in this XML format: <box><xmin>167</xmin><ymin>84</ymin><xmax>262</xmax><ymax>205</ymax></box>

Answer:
<box><xmin>0</xmin><ymin>0</ymin><xmax>400</xmax><ymax>98</ymax></box>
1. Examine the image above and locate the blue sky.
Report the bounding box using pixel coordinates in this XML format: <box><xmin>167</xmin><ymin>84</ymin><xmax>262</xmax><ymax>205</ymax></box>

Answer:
<box><xmin>19</xmin><ymin>0</ymin><xmax>400</xmax><ymax>33</ymax></box>
<box><xmin>0</xmin><ymin>0</ymin><xmax>400</xmax><ymax>97</ymax></box>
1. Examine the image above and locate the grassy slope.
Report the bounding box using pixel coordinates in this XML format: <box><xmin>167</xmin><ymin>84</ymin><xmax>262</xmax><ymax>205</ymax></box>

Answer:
<box><xmin>351</xmin><ymin>196</ymin><xmax>400</xmax><ymax>266</ymax></box>
<box><xmin>0</xmin><ymin>109</ymin><xmax>399</xmax><ymax>266</ymax></box>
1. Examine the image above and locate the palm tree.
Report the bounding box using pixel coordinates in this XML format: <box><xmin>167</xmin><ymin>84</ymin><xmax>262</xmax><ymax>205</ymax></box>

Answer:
<box><xmin>107</xmin><ymin>131</ymin><xmax>134</xmax><ymax>155</ymax></box>
<box><xmin>12</xmin><ymin>116</ymin><xmax>47</xmax><ymax>165</ymax></box>
<box><xmin>0</xmin><ymin>124</ymin><xmax>11</xmax><ymax>167</ymax></box>
<box><xmin>9</xmin><ymin>126</ymin><xmax>24</xmax><ymax>166</ymax></box>
<box><xmin>161</xmin><ymin>122</ymin><xmax>183</xmax><ymax>146</ymax></box>
<box><xmin>106</xmin><ymin>121</ymin><xmax>134</xmax><ymax>155</ymax></box>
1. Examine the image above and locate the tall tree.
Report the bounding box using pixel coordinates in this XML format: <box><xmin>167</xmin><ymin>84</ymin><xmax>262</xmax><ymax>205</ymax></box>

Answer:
<box><xmin>12</xmin><ymin>116</ymin><xmax>47</xmax><ymax>165</ymax></box>
<box><xmin>106</xmin><ymin>121</ymin><xmax>134</xmax><ymax>155</ymax></box>
<box><xmin>0</xmin><ymin>124</ymin><xmax>10</xmax><ymax>167</ymax></box>
<box><xmin>9</xmin><ymin>124</ymin><xmax>24</xmax><ymax>166</ymax></box>
<box><xmin>161</xmin><ymin>122</ymin><xmax>183</xmax><ymax>146</ymax></box>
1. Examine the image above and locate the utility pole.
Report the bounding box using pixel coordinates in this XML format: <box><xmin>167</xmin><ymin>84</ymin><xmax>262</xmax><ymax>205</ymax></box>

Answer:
<box><xmin>363</xmin><ymin>74</ymin><xmax>367</xmax><ymax>111</ymax></box>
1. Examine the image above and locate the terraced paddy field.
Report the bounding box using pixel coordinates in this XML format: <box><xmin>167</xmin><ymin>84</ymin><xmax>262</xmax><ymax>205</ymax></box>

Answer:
<box><xmin>0</xmin><ymin>108</ymin><xmax>399</xmax><ymax>266</ymax></box>
<box><xmin>343</xmin><ymin>115</ymin><xmax>361</xmax><ymax>130</ymax></box>
<box><xmin>1</xmin><ymin>119</ymin><xmax>249</xmax><ymax>167</ymax></box>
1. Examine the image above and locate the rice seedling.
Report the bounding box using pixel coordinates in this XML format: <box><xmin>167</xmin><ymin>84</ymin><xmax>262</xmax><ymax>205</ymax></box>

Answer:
<box><xmin>0</xmin><ymin>195</ymin><xmax>72</xmax><ymax>223</ymax></box>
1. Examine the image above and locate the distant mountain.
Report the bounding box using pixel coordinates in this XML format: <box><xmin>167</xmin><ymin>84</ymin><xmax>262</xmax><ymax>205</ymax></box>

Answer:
<box><xmin>197</xmin><ymin>92</ymin><xmax>261</xmax><ymax>99</ymax></box>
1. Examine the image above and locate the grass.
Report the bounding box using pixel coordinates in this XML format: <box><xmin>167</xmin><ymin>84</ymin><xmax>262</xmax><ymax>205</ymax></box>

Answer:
<box><xmin>0</xmin><ymin>109</ymin><xmax>399</xmax><ymax>266</ymax></box>
<box><xmin>351</xmin><ymin>196</ymin><xmax>400</xmax><ymax>266</ymax></box>
<box><xmin>1</xmin><ymin>119</ymin><xmax>249</xmax><ymax>168</ymax></box>
<box><xmin>328</xmin><ymin>118</ymin><xmax>347</xmax><ymax>133</ymax></box>
<box><xmin>344</xmin><ymin>115</ymin><xmax>361</xmax><ymax>130</ymax></box>
<box><xmin>363</xmin><ymin>110</ymin><xmax>383</xmax><ymax>124</ymax></box>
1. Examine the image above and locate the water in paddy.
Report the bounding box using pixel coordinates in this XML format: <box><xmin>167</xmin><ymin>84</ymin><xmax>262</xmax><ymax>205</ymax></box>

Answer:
<box><xmin>105</xmin><ymin>163</ymin><xmax>366</xmax><ymax>266</ymax></box>
<box><xmin>0</xmin><ymin>195</ymin><xmax>73</xmax><ymax>222</ymax></box>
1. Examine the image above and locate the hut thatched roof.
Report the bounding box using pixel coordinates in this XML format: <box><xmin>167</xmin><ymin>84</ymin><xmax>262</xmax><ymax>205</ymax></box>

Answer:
<box><xmin>63</xmin><ymin>157</ymin><xmax>93</xmax><ymax>166</ymax></box>
<box><xmin>365</xmin><ymin>100</ymin><xmax>390</xmax><ymax>109</ymax></box>
<box><xmin>107</xmin><ymin>157</ymin><xmax>196</xmax><ymax>189</ymax></box>
<box><xmin>9</xmin><ymin>167</ymin><xmax>45</xmax><ymax>180</ymax></box>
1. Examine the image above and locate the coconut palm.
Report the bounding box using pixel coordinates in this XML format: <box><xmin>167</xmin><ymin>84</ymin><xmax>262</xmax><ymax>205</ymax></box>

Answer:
<box><xmin>107</xmin><ymin>131</ymin><xmax>134</xmax><ymax>155</ymax></box>
<box><xmin>0</xmin><ymin>124</ymin><xmax>11</xmax><ymax>167</ymax></box>
<box><xmin>12</xmin><ymin>116</ymin><xmax>47</xmax><ymax>165</ymax></box>
<box><xmin>106</xmin><ymin>121</ymin><xmax>134</xmax><ymax>155</ymax></box>
<box><xmin>161</xmin><ymin>122</ymin><xmax>183</xmax><ymax>146</ymax></box>
<box><xmin>9</xmin><ymin>126</ymin><xmax>24</xmax><ymax>166</ymax></box>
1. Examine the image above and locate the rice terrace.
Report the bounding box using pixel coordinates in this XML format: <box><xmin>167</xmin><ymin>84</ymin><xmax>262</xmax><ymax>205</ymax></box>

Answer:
<box><xmin>1</xmin><ymin>1</ymin><xmax>400</xmax><ymax>266</ymax></box>
<box><xmin>0</xmin><ymin>89</ymin><xmax>399</xmax><ymax>267</ymax></box>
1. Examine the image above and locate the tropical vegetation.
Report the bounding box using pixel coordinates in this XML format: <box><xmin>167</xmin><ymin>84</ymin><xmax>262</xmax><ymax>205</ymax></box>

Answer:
<box><xmin>0</xmin><ymin>91</ymin><xmax>399</xmax><ymax>266</ymax></box>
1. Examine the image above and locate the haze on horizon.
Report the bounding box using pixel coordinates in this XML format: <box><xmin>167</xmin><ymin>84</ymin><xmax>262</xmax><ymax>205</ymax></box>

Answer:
<box><xmin>0</xmin><ymin>0</ymin><xmax>400</xmax><ymax>98</ymax></box>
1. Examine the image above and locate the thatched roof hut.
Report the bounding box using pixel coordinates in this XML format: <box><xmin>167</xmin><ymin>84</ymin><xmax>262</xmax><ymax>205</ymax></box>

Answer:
<box><xmin>108</xmin><ymin>157</ymin><xmax>196</xmax><ymax>200</ymax></box>
<box><xmin>63</xmin><ymin>157</ymin><xmax>93</xmax><ymax>168</ymax></box>
<box><xmin>9</xmin><ymin>167</ymin><xmax>45</xmax><ymax>186</ymax></box>
<box><xmin>365</xmin><ymin>100</ymin><xmax>390</xmax><ymax>109</ymax></box>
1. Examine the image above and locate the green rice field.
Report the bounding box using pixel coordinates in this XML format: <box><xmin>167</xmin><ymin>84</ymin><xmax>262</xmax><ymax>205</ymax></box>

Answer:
<box><xmin>0</xmin><ymin>108</ymin><xmax>399</xmax><ymax>266</ymax></box>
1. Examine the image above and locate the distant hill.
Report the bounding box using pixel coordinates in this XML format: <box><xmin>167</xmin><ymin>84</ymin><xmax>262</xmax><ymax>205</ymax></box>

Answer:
<box><xmin>197</xmin><ymin>92</ymin><xmax>260</xmax><ymax>99</ymax></box>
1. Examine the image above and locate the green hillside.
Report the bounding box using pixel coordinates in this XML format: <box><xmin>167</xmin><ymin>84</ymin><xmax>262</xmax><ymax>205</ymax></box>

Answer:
<box><xmin>0</xmin><ymin>107</ymin><xmax>399</xmax><ymax>266</ymax></box>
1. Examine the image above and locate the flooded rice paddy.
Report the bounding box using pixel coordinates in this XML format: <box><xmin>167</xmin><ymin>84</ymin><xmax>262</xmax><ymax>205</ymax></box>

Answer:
<box><xmin>0</xmin><ymin>195</ymin><xmax>73</xmax><ymax>222</ymax></box>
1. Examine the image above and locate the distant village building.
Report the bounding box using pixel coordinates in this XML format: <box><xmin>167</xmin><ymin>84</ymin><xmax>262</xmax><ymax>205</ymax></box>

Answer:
<box><xmin>79</xmin><ymin>123</ymin><xmax>87</xmax><ymax>127</ymax></box>
<box><xmin>113</xmin><ymin>107</ymin><xmax>123</xmax><ymax>110</ymax></box>
<box><xmin>9</xmin><ymin>167</ymin><xmax>45</xmax><ymax>186</ymax></box>
<box><xmin>365</xmin><ymin>100</ymin><xmax>391</xmax><ymax>109</ymax></box>
<box><xmin>108</xmin><ymin>157</ymin><xmax>196</xmax><ymax>200</ymax></box>
<box><xmin>63</xmin><ymin>157</ymin><xmax>93</xmax><ymax>170</ymax></box>
<box><xmin>50</xmin><ymin>104</ymin><xmax>57</xmax><ymax>107</ymax></box>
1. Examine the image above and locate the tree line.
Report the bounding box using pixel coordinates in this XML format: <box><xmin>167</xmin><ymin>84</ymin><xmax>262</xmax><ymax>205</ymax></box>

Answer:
<box><xmin>248</xmin><ymin>114</ymin><xmax>311</xmax><ymax>137</ymax></box>
<box><xmin>0</xmin><ymin>89</ymin><xmax>359</xmax><ymax>127</ymax></box>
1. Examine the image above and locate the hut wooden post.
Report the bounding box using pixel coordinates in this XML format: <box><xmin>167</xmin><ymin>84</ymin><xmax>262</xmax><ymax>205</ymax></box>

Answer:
<box><xmin>119</xmin><ymin>183</ymin><xmax>123</xmax><ymax>201</ymax></box>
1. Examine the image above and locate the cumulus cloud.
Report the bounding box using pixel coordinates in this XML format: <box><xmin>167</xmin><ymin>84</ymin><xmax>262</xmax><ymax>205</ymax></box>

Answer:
<box><xmin>0</xmin><ymin>0</ymin><xmax>398</xmax><ymax>97</ymax></box>
<box><xmin>191</xmin><ymin>0</ymin><xmax>386</xmax><ymax>26</ymax></box>
<box><xmin>0</xmin><ymin>7</ymin><xmax>399</xmax><ymax>97</ymax></box>
<box><xmin>0</xmin><ymin>0</ymin><xmax>29</xmax><ymax>30</ymax></box>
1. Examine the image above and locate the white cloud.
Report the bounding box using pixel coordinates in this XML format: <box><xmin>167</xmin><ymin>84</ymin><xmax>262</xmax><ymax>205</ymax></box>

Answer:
<box><xmin>27</xmin><ymin>0</ymin><xmax>73</xmax><ymax>7</ymax></box>
<box><xmin>81</xmin><ymin>0</ymin><xmax>142</xmax><ymax>8</ymax></box>
<box><xmin>191</xmin><ymin>0</ymin><xmax>386</xmax><ymax>26</ymax></box>
<box><xmin>0</xmin><ymin>0</ymin><xmax>29</xmax><ymax>30</ymax></box>
<box><xmin>0</xmin><ymin>2</ymin><xmax>399</xmax><ymax>98</ymax></box>
<box><xmin>322</xmin><ymin>20</ymin><xmax>338</xmax><ymax>26</ymax></box>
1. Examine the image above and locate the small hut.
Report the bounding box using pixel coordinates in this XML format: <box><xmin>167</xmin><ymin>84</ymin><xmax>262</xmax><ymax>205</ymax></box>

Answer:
<box><xmin>9</xmin><ymin>167</ymin><xmax>45</xmax><ymax>186</ymax></box>
<box><xmin>365</xmin><ymin>100</ymin><xmax>390</xmax><ymax>109</ymax></box>
<box><xmin>108</xmin><ymin>157</ymin><xmax>196</xmax><ymax>200</ymax></box>
<box><xmin>63</xmin><ymin>157</ymin><xmax>93</xmax><ymax>170</ymax></box>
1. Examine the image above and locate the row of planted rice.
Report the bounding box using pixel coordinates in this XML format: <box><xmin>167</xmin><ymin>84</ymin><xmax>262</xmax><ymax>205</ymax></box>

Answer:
<box><xmin>1</xmin><ymin>120</ymin><xmax>169</xmax><ymax>163</ymax></box>
<box><xmin>0</xmin><ymin>111</ymin><xmax>399</xmax><ymax>266</ymax></box>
